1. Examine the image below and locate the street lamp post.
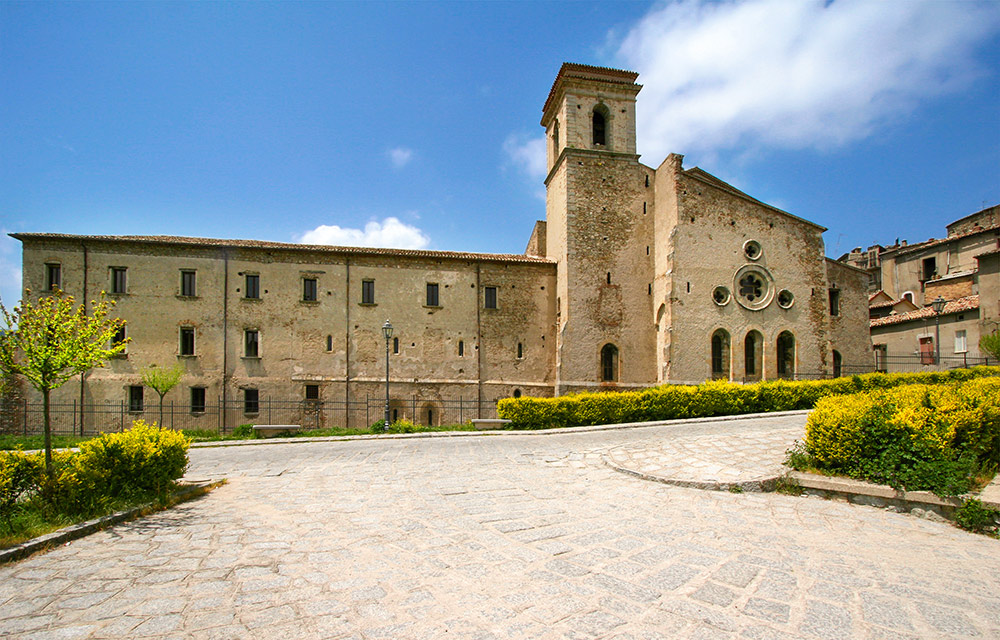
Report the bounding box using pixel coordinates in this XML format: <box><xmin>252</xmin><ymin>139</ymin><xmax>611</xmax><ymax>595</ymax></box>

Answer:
<box><xmin>382</xmin><ymin>319</ymin><xmax>393</xmax><ymax>431</ymax></box>
<box><xmin>931</xmin><ymin>296</ymin><xmax>946</xmax><ymax>367</ymax></box>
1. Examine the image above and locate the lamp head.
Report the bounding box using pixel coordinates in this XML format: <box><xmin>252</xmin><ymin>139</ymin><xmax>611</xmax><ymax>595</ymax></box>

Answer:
<box><xmin>931</xmin><ymin>297</ymin><xmax>946</xmax><ymax>315</ymax></box>
<box><xmin>382</xmin><ymin>319</ymin><xmax>393</xmax><ymax>339</ymax></box>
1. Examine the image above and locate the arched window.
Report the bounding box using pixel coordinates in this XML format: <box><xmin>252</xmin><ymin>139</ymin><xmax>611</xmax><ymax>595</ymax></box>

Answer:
<box><xmin>592</xmin><ymin>108</ymin><xmax>607</xmax><ymax>146</ymax></box>
<box><xmin>777</xmin><ymin>331</ymin><xmax>795</xmax><ymax>380</ymax></box>
<box><xmin>744</xmin><ymin>331</ymin><xmax>762</xmax><ymax>381</ymax></box>
<box><xmin>552</xmin><ymin>119</ymin><xmax>560</xmax><ymax>156</ymax></box>
<box><xmin>832</xmin><ymin>350</ymin><xmax>842</xmax><ymax>378</ymax></box>
<box><xmin>513</xmin><ymin>389</ymin><xmax>522</xmax><ymax>399</ymax></box>
<box><xmin>711</xmin><ymin>330</ymin><xmax>730</xmax><ymax>380</ymax></box>
<box><xmin>601</xmin><ymin>344</ymin><xmax>619</xmax><ymax>382</ymax></box>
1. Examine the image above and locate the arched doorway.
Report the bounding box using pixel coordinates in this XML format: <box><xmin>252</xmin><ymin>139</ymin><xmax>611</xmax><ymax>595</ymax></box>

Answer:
<box><xmin>601</xmin><ymin>344</ymin><xmax>619</xmax><ymax>382</ymax></box>
<box><xmin>777</xmin><ymin>331</ymin><xmax>795</xmax><ymax>380</ymax></box>
<box><xmin>711</xmin><ymin>329</ymin><xmax>730</xmax><ymax>380</ymax></box>
<box><xmin>744</xmin><ymin>331</ymin><xmax>762</xmax><ymax>382</ymax></box>
<box><xmin>832</xmin><ymin>350</ymin><xmax>842</xmax><ymax>378</ymax></box>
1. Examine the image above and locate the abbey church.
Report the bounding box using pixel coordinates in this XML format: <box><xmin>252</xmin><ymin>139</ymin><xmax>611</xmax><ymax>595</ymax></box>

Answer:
<box><xmin>12</xmin><ymin>63</ymin><xmax>870</xmax><ymax>429</ymax></box>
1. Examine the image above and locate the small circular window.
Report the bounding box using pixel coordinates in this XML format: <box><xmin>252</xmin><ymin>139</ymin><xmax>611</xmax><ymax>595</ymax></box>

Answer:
<box><xmin>733</xmin><ymin>265</ymin><xmax>775</xmax><ymax>310</ymax></box>
<box><xmin>743</xmin><ymin>240</ymin><xmax>762</xmax><ymax>261</ymax></box>
<box><xmin>712</xmin><ymin>286</ymin><xmax>731</xmax><ymax>306</ymax></box>
<box><xmin>777</xmin><ymin>289</ymin><xmax>794</xmax><ymax>309</ymax></box>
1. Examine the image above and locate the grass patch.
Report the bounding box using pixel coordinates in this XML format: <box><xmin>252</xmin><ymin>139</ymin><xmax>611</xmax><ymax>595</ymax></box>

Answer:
<box><xmin>0</xmin><ymin>434</ymin><xmax>92</xmax><ymax>451</ymax></box>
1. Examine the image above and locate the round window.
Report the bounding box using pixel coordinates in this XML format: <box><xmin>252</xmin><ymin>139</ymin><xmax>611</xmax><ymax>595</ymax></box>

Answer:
<box><xmin>712</xmin><ymin>286</ymin><xmax>731</xmax><ymax>306</ymax></box>
<box><xmin>777</xmin><ymin>289</ymin><xmax>794</xmax><ymax>309</ymax></box>
<box><xmin>733</xmin><ymin>265</ymin><xmax>775</xmax><ymax>310</ymax></box>
<box><xmin>743</xmin><ymin>240</ymin><xmax>762</xmax><ymax>261</ymax></box>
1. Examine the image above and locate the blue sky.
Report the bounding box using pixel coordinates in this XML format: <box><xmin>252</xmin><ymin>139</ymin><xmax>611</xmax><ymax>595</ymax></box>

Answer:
<box><xmin>2</xmin><ymin>0</ymin><xmax>999</xmax><ymax>310</ymax></box>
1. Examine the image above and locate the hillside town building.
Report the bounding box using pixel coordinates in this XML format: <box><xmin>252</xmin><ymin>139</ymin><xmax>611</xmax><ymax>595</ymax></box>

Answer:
<box><xmin>11</xmin><ymin>63</ymin><xmax>870</xmax><ymax>430</ymax></box>
<box><xmin>852</xmin><ymin>204</ymin><xmax>1000</xmax><ymax>369</ymax></box>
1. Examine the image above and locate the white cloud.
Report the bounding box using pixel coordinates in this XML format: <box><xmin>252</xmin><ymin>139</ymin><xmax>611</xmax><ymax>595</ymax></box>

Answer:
<box><xmin>388</xmin><ymin>147</ymin><xmax>414</xmax><ymax>168</ymax></box>
<box><xmin>615</xmin><ymin>0</ymin><xmax>1000</xmax><ymax>161</ymax></box>
<box><xmin>297</xmin><ymin>217</ymin><xmax>430</xmax><ymax>250</ymax></box>
<box><xmin>0</xmin><ymin>231</ymin><xmax>22</xmax><ymax>311</ymax></box>
<box><xmin>503</xmin><ymin>133</ymin><xmax>547</xmax><ymax>181</ymax></box>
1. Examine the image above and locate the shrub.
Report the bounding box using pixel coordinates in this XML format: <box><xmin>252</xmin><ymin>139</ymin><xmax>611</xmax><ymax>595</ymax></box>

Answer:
<box><xmin>804</xmin><ymin>378</ymin><xmax>1000</xmax><ymax>495</ymax></box>
<box><xmin>231</xmin><ymin>424</ymin><xmax>257</xmax><ymax>439</ymax></box>
<box><xmin>954</xmin><ymin>498</ymin><xmax>999</xmax><ymax>534</ymax></box>
<box><xmin>497</xmin><ymin>366</ymin><xmax>1000</xmax><ymax>430</ymax></box>
<box><xmin>0</xmin><ymin>450</ymin><xmax>43</xmax><ymax>530</ymax></box>
<box><xmin>72</xmin><ymin>420</ymin><xmax>189</xmax><ymax>507</ymax></box>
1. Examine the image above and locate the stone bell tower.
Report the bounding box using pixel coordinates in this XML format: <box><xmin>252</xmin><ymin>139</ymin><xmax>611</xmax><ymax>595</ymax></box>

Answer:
<box><xmin>541</xmin><ymin>63</ymin><xmax>657</xmax><ymax>394</ymax></box>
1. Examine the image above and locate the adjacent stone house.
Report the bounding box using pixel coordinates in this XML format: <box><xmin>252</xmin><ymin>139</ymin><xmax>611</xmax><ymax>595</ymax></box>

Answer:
<box><xmin>860</xmin><ymin>205</ymin><xmax>999</xmax><ymax>369</ymax></box>
<box><xmin>12</xmin><ymin>63</ymin><xmax>870</xmax><ymax>429</ymax></box>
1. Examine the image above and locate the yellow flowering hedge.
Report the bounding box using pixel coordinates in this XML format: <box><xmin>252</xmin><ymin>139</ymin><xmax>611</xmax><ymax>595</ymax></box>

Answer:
<box><xmin>497</xmin><ymin>366</ymin><xmax>1000</xmax><ymax>430</ymax></box>
<box><xmin>804</xmin><ymin>377</ymin><xmax>1000</xmax><ymax>490</ymax></box>
<box><xmin>1</xmin><ymin>421</ymin><xmax>189</xmax><ymax>526</ymax></box>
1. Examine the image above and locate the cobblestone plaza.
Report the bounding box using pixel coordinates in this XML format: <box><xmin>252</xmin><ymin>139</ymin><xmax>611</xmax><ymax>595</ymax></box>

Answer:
<box><xmin>1</xmin><ymin>415</ymin><xmax>998</xmax><ymax>639</ymax></box>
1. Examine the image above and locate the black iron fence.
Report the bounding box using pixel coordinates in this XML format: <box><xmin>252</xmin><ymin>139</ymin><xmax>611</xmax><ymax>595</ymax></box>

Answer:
<box><xmin>0</xmin><ymin>395</ymin><xmax>500</xmax><ymax>437</ymax></box>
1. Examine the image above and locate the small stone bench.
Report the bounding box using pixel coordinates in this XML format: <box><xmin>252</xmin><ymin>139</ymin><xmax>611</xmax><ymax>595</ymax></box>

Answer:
<box><xmin>252</xmin><ymin>424</ymin><xmax>301</xmax><ymax>438</ymax></box>
<box><xmin>471</xmin><ymin>419</ymin><xmax>511</xmax><ymax>431</ymax></box>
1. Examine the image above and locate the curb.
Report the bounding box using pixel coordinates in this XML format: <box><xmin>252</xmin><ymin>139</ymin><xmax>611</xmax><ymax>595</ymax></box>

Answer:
<box><xmin>602</xmin><ymin>456</ymin><xmax>780</xmax><ymax>493</ymax></box>
<box><xmin>0</xmin><ymin>479</ymin><xmax>225</xmax><ymax>565</ymax></box>
<box><xmin>189</xmin><ymin>409</ymin><xmax>814</xmax><ymax>449</ymax></box>
<box><xmin>785</xmin><ymin>471</ymin><xmax>1000</xmax><ymax>521</ymax></box>
<box><xmin>604</xmin><ymin>466</ymin><xmax>999</xmax><ymax>526</ymax></box>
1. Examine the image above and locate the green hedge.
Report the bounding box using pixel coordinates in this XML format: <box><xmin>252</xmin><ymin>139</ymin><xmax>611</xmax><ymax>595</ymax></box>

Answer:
<box><xmin>1</xmin><ymin>421</ymin><xmax>190</xmax><ymax>536</ymax></box>
<box><xmin>497</xmin><ymin>366</ymin><xmax>1000</xmax><ymax>430</ymax></box>
<box><xmin>803</xmin><ymin>377</ymin><xmax>1000</xmax><ymax>494</ymax></box>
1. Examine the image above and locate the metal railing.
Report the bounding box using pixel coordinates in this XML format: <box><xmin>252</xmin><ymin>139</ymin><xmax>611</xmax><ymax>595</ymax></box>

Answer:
<box><xmin>0</xmin><ymin>395</ymin><xmax>501</xmax><ymax>436</ymax></box>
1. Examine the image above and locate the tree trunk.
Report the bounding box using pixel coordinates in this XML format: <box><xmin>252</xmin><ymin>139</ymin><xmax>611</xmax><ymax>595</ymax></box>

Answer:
<box><xmin>158</xmin><ymin>394</ymin><xmax>165</xmax><ymax>428</ymax></box>
<box><xmin>42</xmin><ymin>387</ymin><xmax>53</xmax><ymax>478</ymax></box>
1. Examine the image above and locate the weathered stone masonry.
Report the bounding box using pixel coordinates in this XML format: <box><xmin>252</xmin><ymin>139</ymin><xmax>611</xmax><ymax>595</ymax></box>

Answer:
<box><xmin>13</xmin><ymin>63</ymin><xmax>870</xmax><ymax>428</ymax></box>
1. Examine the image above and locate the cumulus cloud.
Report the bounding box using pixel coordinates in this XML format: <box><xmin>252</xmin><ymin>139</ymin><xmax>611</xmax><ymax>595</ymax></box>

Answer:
<box><xmin>615</xmin><ymin>0</ymin><xmax>1000</xmax><ymax>161</ymax></box>
<box><xmin>388</xmin><ymin>147</ymin><xmax>414</xmax><ymax>168</ymax></box>
<box><xmin>297</xmin><ymin>217</ymin><xmax>430</xmax><ymax>250</ymax></box>
<box><xmin>0</xmin><ymin>231</ymin><xmax>22</xmax><ymax>311</ymax></box>
<box><xmin>503</xmin><ymin>133</ymin><xmax>547</xmax><ymax>181</ymax></box>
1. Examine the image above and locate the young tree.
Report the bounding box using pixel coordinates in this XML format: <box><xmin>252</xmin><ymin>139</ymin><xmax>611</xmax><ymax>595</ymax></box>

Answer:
<box><xmin>141</xmin><ymin>364</ymin><xmax>184</xmax><ymax>427</ymax></box>
<box><xmin>0</xmin><ymin>291</ymin><xmax>127</xmax><ymax>476</ymax></box>
<box><xmin>981</xmin><ymin>330</ymin><xmax>1000</xmax><ymax>361</ymax></box>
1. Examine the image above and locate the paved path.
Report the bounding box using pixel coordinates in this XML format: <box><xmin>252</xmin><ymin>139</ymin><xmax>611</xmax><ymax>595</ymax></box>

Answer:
<box><xmin>2</xmin><ymin>414</ymin><xmax>998</xmax><ymax>639</ymax></box>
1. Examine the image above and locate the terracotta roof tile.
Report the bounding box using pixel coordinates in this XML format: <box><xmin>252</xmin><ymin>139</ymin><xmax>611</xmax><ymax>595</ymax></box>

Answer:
<box><xmin>870</xmin><ymin>295</ymin><xmax>979</xmax><ymax>328</ymax></box>
<box><xmin>9</xmin><ymin>233</ymin><xmax>556</xmax><ymax>266</ymax></box>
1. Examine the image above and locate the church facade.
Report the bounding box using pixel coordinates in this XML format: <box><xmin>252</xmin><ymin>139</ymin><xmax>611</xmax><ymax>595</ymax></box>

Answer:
<box><xmin>12</xmin><ymin>63</ymin><xmax>870</xmax><ymax>429</ymax></box>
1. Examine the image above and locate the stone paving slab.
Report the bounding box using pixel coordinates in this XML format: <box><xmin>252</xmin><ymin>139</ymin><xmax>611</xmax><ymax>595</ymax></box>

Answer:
<box><xmin>1</xmin><ymin>415</ymin><xmax>997</xmax><ymax>639</ymax></box>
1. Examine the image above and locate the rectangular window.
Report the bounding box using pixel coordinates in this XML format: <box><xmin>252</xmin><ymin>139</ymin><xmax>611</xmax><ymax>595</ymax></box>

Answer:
<box><xmin>426</xmin><ymin>283</ymin><xmax>439</xmax><ymax>307</ymax></box>
<box><xmin>922</xmin><ymin>256</ymin><xmax>937</xmax><ymax>281</ymax></box>
<box><xmin>244</xmin><ymin>389</ymin><xmax>259</xmax><ymax>414</ymax></box>
<box><xmin>190</xmin><ymin>387</ymin><xmax>206</xmax><ymax>413</ymax></box>
<box><xmin>484</xmin><ymin>286</ymin><xmax>497</xmax><ymax>310</ymax></box>
<box><xmin>181</xmin><ymin>270</ymin><xmax>197</xmax><ymax>297</ymax></box>
<box><xmin>111</xmin><ymin>267</ymin><xmax>127</xmax><ymax>294</ymax></box>
<box><xmin>955</xmin><ymin>329</ymin><xmax>968</xmax><ymax>354</ymax></box>
<box><xmin>829</xmin><ymin>289</ymin><xmax>840</xmax><ymax>316</ymax></box>
<box><xmin>46</xmin><ymin>263</ymin><xmax>61</xmax><ymax>291</ymax></box>
<box><xmin>303</xmin><ymin>277</ymin><xmax>317</xmax><ymax>302</ymax></box>
<box><xmin>458</xmin><ymin>340</ymin><xmax>464</xmax><ymax>357</ymax></box>
<box><xmin>179</xmin><ymin>327</ymin><xmax>195</xmax><ymax>356</ymax></box>
<box><xmin>393</xmin><ymin>337</ymin><xmax>399</xmax><ymax>354</ymax></box>
<box><xmin>129</xmin><ymin>385</ymin><xmax>144</xmax><ymax>412</ymax></box>
<box><xmin>245</xmin><ymin>274</ymin><xmax>260</xmax><ymax>299</ymax></box>
<box><xmin>305</xmin><ymin>384</ymin><xmax>319</xmax><ymax>400</ymax></box>
<box><xmin>362</xmin><ymin>279</ymin><xmax>375</xmax><ymax>304</ymax></box>
<box><xmin>244</xmin><ymin>329</ymin><xmax>259</xmax><ymax>358</ymax></box>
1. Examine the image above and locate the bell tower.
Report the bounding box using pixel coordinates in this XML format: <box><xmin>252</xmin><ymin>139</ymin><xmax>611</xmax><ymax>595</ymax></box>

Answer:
<box><xmin>541</xmin><ymin>63</ymin><xmax>656</xmax><ymax>394</ymax></box>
